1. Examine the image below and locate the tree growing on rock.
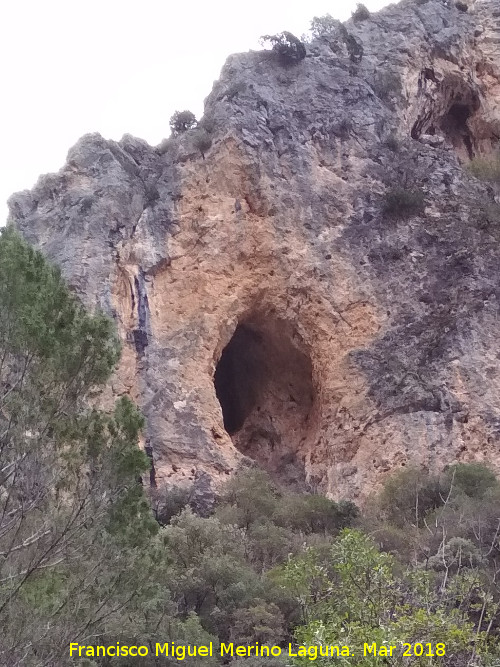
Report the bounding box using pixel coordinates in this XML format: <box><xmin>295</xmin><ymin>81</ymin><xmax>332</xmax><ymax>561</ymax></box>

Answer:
<box><xmin>352</xmin><ymin>3</ymin><xmax>371</xmax><ymax>21</ymax></box>
<box><xmin>310</xmin><ymin>14</ymin><xmax>339</xmax><ymax>39</ymax></box>
<box><xmin>260</xmin><ymin>32</ymin><xmax>306</xmax><ymax>65</ymax></box>
<box><xmin>192</xmin><ymin>128</ymin><xmax>212</xmax><ymax>158</ymax></box>
<box><xmin>169</xmin><ymin>110</ymin><xmax>197</xmax><ymax>135</ymax></box>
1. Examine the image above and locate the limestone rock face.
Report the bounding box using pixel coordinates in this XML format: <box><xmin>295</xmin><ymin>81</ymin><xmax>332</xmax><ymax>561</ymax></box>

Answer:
<box><xmin>8</xmin><ymin>0</ymin><xmax>500</xmax><ymax>504</ymax></box>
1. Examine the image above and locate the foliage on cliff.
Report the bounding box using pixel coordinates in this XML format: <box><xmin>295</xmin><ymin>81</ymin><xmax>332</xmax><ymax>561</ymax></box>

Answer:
<box><xmin>0</xmin><ymin>229</ymin><xmax>159</xmax><ymax>664</ymax></box>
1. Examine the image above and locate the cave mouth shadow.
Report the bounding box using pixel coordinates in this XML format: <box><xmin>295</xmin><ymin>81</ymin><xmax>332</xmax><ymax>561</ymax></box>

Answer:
<box><xmin>440</xmin><ymin>102</ymin><xmax>476</xmax><ymax>159</ymax></box>
<box><xmin>214</xmin><ymin>314</ymin><xmax>316</xmax><ymax>487</ymax></box>
<box><xmin>410</xmin><ymin>71</ymin><xmax>491</xmax><ymax>160</ymax></box>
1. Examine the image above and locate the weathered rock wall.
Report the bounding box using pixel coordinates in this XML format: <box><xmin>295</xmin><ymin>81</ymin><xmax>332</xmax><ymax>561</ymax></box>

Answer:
<box><xmin>8</xmin><ymin>0</ymin><xmax>500</xmax><ymax>504</ymax></box>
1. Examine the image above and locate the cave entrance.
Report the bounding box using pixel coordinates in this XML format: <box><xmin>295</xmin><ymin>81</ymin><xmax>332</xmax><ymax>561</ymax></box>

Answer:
<box><xmin>440</xmin><ymin>102</ymin><xmax>475</xmax><ymax>159</ymax></box>
<box><xmin>214</xmin><ymin>314</ymin><xmax>315</xmax><ymax>487</ymax></box>
<box><xmin>410</xmin><ymin>72</ymin><xmax>486</xmax><ymax>160</ymax></box>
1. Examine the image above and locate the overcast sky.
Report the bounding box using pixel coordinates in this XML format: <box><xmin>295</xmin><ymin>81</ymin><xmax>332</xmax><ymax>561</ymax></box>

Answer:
<box><xmin>0</xmin><ymin>0</ymin><xmax>392</xmax><ymax>223</ymax></box>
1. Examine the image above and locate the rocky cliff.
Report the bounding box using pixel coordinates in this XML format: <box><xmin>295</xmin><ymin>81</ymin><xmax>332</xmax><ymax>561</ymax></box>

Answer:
<box><xmin>8</xmin><ymin>0</ymin><xmax>500</xmax><ymax>505</ymax></box>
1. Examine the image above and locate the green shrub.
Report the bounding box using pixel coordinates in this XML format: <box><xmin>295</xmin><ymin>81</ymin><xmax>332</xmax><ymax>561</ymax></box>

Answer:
<box><xmin>198</xmin><ymin>115</ymin><xmax>216</xmax><ymax>133</ymax></box>
<box><xmin>0</xmin><ymin>229</ymin><xmax>158</xmax><ymax>662</ymax></box>
<box><xmin>383</xmin><ymin>186</ymin><xmax>426</xmax><ymax>218</ymax></box>
<box><xmin>378</xmin><ymin>467</ymin><xmax>445</xmax><ymax>527</ymax></box>
<box><xmin>192</xmin><ymin>128</ymin><xmax>212</xmax><ymax>157</ymax></box>
<box><xmin>336</xmin><ymin>499</ymin><xmax>361</xmax><ymax>527</ymax></box>
<box><xmin>427</xmin><ymin>537</ymin><xmax>484</xmax><ymax>571</ymax></box>
<box><xmin>216</xmin><ymin>469</ymin><xmax>280</xmax><ymax>529</ymax></box>
<box><xmin>169</xmin><ymin>110</ymin><xmax>197</xmax><ymax>136</ymax></box>
<box><xmin>283</xmin><ymin>528</ymin><xmax>497</xmax><ymax>662</ymax></box>
<box><xmin>230</xmin><ymin>601</ymin><xmax>285</xmax><ymax>644</ymax></box>
<box><xmin>369</xmin><ymin>523</ymin><xmax>417</xmax><ymax>559</ymax></box>
<box><xmin>444</xmin><ymin>462</ymin><xmax>499</xmax><ymax>499</ymax></box>
<box><xmin>352</xmin><ymin>3</ymin><xmax>371</xmax><ymax>21</ymax></box>
<box><xmin>154</xmin><ymin>485</ymin><xmax>191</xmax><ymax>525</ymax></box>
<box><xmin>378</xmin><ymin>463</ymin><xmax>500</xmax><ymax>530</ymax></box>
<box><xmin>310</xmin><ymin>14</ymin><xmax>338</xmax><ymax>39</ymax></box>
<box><xmin>274</xmin><ymin>494</ymin><xmax>358</xmax><ymax>534</ymax></box>
<box><xmin>260</xmin><ymin>32</ymin><xmax>306</xmax><ymax>65</ymax></box>
<box><xmin>246</xmin><ymin>521</ymin><xmax>299</xmax><ymax>569</ymax></box>
<box><xmin>468</xmin><ymin>152</ymin><xmax>500</xmax><ymax>183</ymax></box>
<box><xmin>157</xmin><ymin>136</ymin><xmax>175</xmax><ymax>155</ymax></box>
<box><xmin>217</xmin><ymin>469</ymin><xmax>358</xmax><ymax>537</ymax></box>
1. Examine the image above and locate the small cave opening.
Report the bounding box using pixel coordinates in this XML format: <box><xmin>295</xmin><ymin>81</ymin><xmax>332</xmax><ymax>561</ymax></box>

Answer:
<box><xmin>409</xmin><ymin>72</ymin><xmax>490</xmax><ymax>160</ymax></box>
<box><xmin>440</xmin><ymin>102</ymin><xmax>475</xmax><ymax>159</ymax></box>
<box><xmin>214</xmin><ymin>325</ymin><xmax>261</xmax><ymax>436</ymax></box>
<box><xmin>214</xmin><ymin>314</ymin><xmax>316</xmax><ymax>487</ymax></box>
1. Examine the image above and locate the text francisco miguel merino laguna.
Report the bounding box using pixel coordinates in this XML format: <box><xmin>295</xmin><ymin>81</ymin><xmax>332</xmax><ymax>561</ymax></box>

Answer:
<box><xmin>70</xmin><ymin>641</ymin><xmax>403</xmax><ymax>660</ymax></box>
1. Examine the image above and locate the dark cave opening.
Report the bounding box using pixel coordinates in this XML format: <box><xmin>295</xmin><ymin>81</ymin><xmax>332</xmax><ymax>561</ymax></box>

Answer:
<box><xmin>440</xmin><ymin>102</ymin><xmax>475</xmax><ymax>159</ymax></box>
<box><xmin>214</xmin><ymin>315</ymin><xmax>316</xmax><ymax>485</ymax></box>
<box><xmin>214</xmin><ymin>324</ymin><xmax>263</xmax><ymax>435</ymax></box>
<box><xmin>410</xmin><ymin>71</ymin><xmax>489</xmax><ymax>159</ymax></box>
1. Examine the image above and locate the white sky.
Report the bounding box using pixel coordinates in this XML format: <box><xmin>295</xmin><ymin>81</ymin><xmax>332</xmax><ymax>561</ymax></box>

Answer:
<box><xmin>0</xmin><ymin>0</ymin><xmax>392</xmax><ymax>223</ymax></box>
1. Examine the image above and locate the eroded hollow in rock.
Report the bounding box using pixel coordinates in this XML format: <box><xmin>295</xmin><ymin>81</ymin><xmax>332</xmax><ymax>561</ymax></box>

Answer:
<box><xmin>440</xmin><ymin>102</ymin><xmax>475</xmax><ymax>159</ymax></box>
<box><xmin>214</xmin><ymin>314</ymin><xmax>315</xmax><ymax>486</ymax></box>
<box><xmin>410</xmin><ymin>72</ymin><xmax>487</xmax><ymax>160</ymax></box>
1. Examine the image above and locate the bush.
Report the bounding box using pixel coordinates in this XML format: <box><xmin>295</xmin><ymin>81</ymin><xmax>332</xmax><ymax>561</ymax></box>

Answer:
<box><xmin>198</xmin><ymin>114</ymin><xmax>216</xmax><ymax>133</ymax></box>
<box><xmin>383</xmin><ymin>186</ymin><xmax>426</xmax><ymax>219</ymax></box>
<box><xmin>427</xmin><ymin>537</ymin><xmax>484</xmax><ymax>571</ymax></box>
<box><xmin>157</xmin><ymin>136</ymin><xmax>175</xmax><ymax>155</ymax></box>
<box><xmin>274</xmin><ymin>494</ymin><xmax>358</xmax><ymax>534</ymax></box>
<box><xmin>154</xmin><ymin>485</ymin><xmax>191</xmax><ymax>525</ymax></box>
<box><xmin>216</xmin><ymin>469</ymin><xmax>280</xmax><ymax>529</ymax></box>
<box><xmin>468</xmin><ymin>152</ymin><xmax>500</xmax><ymax>184</ymax></box>
<box><xmin>310</xmin><ymin>14</ymin><xmax>338</xmax><ymax>39</ymax></box>
<box><xmin>246</xmin><ymin>521</ymin><xmax>299</xmax><ymax>570</ymax></box>
<box><xmin>284</xmin><ymin>528</ymin><xmax>498</xmax><ymax>662</ymax></box>
<box><xmin>217</xmin><ymin>469</ymin><xmax>358</xmax><ymax>537</ymax></box>
<box><xmin>377</xmin><ymin>463</ymin><xmax>500</xmax><ymax>532</ymax></box>
<box><xmin>192</xmin><ymin>129</ymin><xmax>212</xmax><ymax>158</ymax></box>
<box><xmin>352</xmin><ymin>3</ymin><xmax>371</xmax><ymax>21</ymax></box>
<box><xmin>0</xmin><ymin>229</ymin><xmax>159</xmax><ymax>663</ymax></box>
<box><xmin>336</xmin><ymin>499</ymin><xmax>361</xmax><ymax>527</ymax></box>
<box><xmin>260</xmin><ymin>32</ymin><xmax>306</xmax><ymax>65</ymax></box>
<box><xmin>378</xmin><ymin>467</ymin><xmax>445</xmax><ymax>527</ymax></box>
<box><xmin>230</xmin><ymin>601</ymin><xmax>285</xmax><ymax>644</ymax></box>
<box><xmin>444</xmin><ymin>462</ymin><xmax>499</xmax><ymax>499</ymax></box>
<box><xmin>169</xmin><ymin>110</ymin><xmax>197</xmax><ymax>136</ymax></box>
<box><xmin>369</xmin><ymin>524</ymin><xmax>417</xmax><ymax>559</ymax></box>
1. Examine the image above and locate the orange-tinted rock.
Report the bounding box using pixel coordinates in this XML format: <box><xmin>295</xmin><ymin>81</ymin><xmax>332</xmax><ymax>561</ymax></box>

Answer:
<box><xmin>8</xmin><ymin>0</ymin><xmax>500</xmax><ymax>505</ymax></box>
